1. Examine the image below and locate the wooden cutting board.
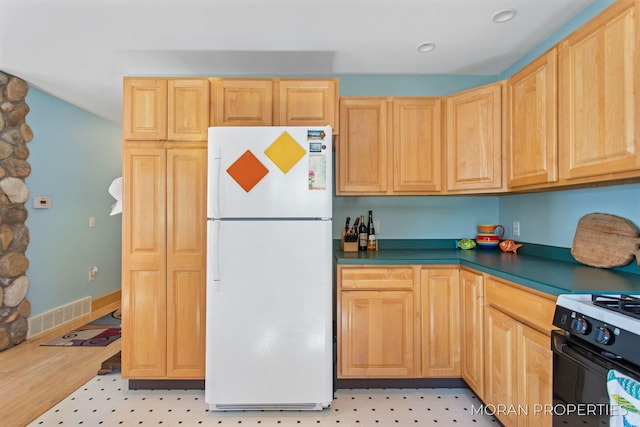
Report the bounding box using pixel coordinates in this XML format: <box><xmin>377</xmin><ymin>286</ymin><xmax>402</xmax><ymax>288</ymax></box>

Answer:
<box><xmin>571</xmin><ymin>213</ymin><xmax>640</xmax><ymax>268</ymax></box>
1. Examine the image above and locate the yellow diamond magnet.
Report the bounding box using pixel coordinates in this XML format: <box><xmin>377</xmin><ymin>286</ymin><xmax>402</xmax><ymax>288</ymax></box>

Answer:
<box><xmin>264</xmin><ymin>131</ymin><xmax>306</xmax><ymax>174</ymax></box>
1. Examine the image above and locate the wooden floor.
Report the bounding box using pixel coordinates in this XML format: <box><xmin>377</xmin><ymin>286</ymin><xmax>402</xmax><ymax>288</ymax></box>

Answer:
<box><xmin>0</xmin><ymin>301</ymin><xmax>121</xmax><ymax>427</ymax></box>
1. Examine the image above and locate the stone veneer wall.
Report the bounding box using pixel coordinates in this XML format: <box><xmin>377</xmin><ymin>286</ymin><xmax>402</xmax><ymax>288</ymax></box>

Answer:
<box><xmin>0</xmin><ymin>71</ymin><xmax>33</xmax><ymax>351</ymax></box>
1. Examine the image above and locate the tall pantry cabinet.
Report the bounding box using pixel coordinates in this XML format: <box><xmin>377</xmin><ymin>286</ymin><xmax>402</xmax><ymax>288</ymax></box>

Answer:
<box><xmin>122</xmin><ymin>78</ymin><xmax>208</xmax><ymax>379</ymax></box>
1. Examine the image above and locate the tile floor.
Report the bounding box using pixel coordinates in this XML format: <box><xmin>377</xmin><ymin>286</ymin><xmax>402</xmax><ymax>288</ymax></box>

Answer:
<box><xmin>29</xmin><ymin>373</ymin><xmax>498</xmax><ymax>426</ymax></box>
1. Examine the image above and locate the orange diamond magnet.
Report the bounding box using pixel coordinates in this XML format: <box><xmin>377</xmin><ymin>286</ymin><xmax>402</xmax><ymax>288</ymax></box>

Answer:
<box><xmin>264</xmin><ymin>131</ymin><xmax>306</xmax><ymax>174</ymax></box>
<box><xmin>226</xmin><ymin>150</ymin><xmax>269</xmax><ymax>192</ymax></box>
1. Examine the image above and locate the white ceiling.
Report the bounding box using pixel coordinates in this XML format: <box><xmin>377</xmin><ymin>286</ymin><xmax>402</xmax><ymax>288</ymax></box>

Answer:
<box><xmin>0</xmin><ymin>0</ymin><xmax>595</xmax><ymax>124</ymax></box>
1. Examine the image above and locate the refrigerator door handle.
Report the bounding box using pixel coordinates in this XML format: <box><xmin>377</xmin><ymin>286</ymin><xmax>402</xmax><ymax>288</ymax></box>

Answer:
<box><xmin>210</xmin><ymin>147</ymin><xmax>222</xmax><ymax>219</ymax></box>
<box><xmin>210</xmin><ymin>220</ymin><xmax>221</xmax><ymax>291</ymax></box>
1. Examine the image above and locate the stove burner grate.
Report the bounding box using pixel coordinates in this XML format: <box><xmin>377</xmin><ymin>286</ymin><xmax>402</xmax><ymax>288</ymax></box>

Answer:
<box><xmin>591</xmin><ymin>294</ymin><xmax>640</xmax><ymax>320</ymax></box>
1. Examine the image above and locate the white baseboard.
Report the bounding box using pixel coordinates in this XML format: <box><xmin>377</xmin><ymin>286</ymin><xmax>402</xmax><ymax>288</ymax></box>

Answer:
<box><xmin>27</xmin><ymin>296</ymin><xmax>92</xmax><ymax>339</ymax></box>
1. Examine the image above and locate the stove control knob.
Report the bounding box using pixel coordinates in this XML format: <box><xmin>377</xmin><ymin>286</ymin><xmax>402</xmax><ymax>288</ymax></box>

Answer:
<box><xmin>594</xmin><ymin>327</ymin><xmax>612</xmax><ymax>345</ymax></box>
<box><xmin>571</xmin><ymin>317</ymin><xmax>589</xmax><ymax>335</ymax></box>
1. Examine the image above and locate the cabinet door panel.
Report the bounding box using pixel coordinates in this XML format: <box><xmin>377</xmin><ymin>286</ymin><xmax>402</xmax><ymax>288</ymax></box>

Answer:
<box><xmin>123</xmin><ymin>148</ymin><xmax>166</xmax><ymax>258</ymax></box>
<box><xmin>275</xmin><ymin>79</ymin><xmax>338</xmax><ymax>131</ymax></box>
<box><xmin>338</xmin><ymin>98</ymin><xmax>388</xmax><ymax>193</ymax></box>
<box><xmin>167</xmin><ymin>270</ymin><xmax>206</xmax><ymax>378</ymax></box>
<box><xmin>168</xmin><ymin>79</ymin><xmax>210</xmax><ymax>141</ymax></box>
<box><xmin>122</xmin><ymin>270</ymin><xmax>167</xmax><ymax>377</ymax></box>
<box><xmin>166</xmin><ymin>148</ymin><xmax>207</xmax><ymax>378</ymax></box>
<box><xmin>420</xmin><ymin>268</ymin><xmax>460</xmax><ymax>377</ymax></box>
<box><xmin>446</xmin><ymin>83</ymin><xmax>503</xmax><ymax>192</ymax></box>
<box><xmin>339</xmin><ymin>291</ymin><xmax>414</xmax><ymax>378</ymax></box>
<box><xmin>122</xmin><ymin>147</ymin><xmax>167</xmax><ymax>378</ymax></box>
<box><xmin>393</xmin><ymin>98</ymin><xmax>442</xmax><ymax>192</ymax></box>
<box><xmin>484</xmin><ymin>306</ymin><xmax>518</xmax><ymax>427</ymax></box>
<box><xmin>518</xmin><ymin>325</ymin><xmax>552</xmax><ymax>427</ymax></box>
<box><xmin>460</xmin><ymin>269</ymin><xmax>484</xmax><ymax>397</ymax></box>
<box><xmin>212</xmin><ymin>79</ymin><xmax>273</xmax><ymax>126</ymax></box>
<box><xmin>123</xmin><ymin>79</ymin><xmax>167</xmax><ymax>140</ymax></box>
<box><xmin>508</xmin><ymin>50</ymin><xmax>558</xmax><ymax>188</ymax></box>
<box><xmin>559</xmin><ymin>0</ymin><xmax>640</xmax><ymax>179</ymax></box>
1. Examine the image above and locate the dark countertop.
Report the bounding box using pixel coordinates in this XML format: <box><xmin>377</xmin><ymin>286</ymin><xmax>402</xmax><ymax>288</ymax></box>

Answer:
<box><xmin>335</xmin><ymin>245</ymin><xmax>640</xmax><ymax>297</ymax></box>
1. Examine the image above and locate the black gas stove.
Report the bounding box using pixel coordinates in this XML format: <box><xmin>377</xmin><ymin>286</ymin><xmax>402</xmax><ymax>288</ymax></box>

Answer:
<box><xmin>553</xmin><ymin>293</ymin><xmax>640</xmax><ymax>366</ymax></box>
<box><xmin>591</xmin><ymin>294</ymin><xmax>640</xmax><ymax>320</ymax></box>
<box><xmin>552</xmin><ymin>293</ymin><xmax>640</xmax><ymax>426</ymax></box>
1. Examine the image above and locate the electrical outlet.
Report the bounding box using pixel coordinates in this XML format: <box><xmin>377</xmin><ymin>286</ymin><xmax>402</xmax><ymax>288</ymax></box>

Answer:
<box><xmin>512</xmin><ymin>221</ymin><xmax>520</xmax><ymax>237</ymax></box>
<box><xmin>89</xmin><ymin>217</ymin><xmax>95</xmax><ymax>228</ymax></box>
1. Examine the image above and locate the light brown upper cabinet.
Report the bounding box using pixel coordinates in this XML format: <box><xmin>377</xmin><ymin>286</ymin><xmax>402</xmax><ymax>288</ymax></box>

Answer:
<box><xmin>123</xmin><ymin>78</ymin><xmax>210</xmax><ymax>141</ymax></box>
<box><xmin>337</xmin><ymin>97</ymin><xmax>442</xmax><ymax>195</ymax></box>
<box><xmin>211</xmin><ymin>79</ymin><xmax>274</xmax><ymax>126</ymax></box>
<box><xmin>558</xmin><ymin>0</ymin><xmax>640</xmax><ymax>183</ymax></box>
<box><xmin>274</xmin><ymin>79</ymin><xmax>339</xmax><ymax>132</ymax></box>
<box><xmin>123</xmin><ymin>78</ymin><xmax>167</xmax><ymax>140</ymax></box>
<box><xmin>393</xmin><ymin>98</ymin><xmax>442</xmax><ymax>193</ymax></box>
<box><xmin>167</xmin><ymin>80</ymin><xmax>210</xmax><ymax>141</ymax></box>
<box><xmin>507</xmin><ymin>49</ymin><xmax>558</xmax><ymax>189</ymax></box>
<box><xmin>210</xmin><ymin>78</ymin><xmax>339</xmax><ymax>132</ymax></box>
<box><xmin>338</xmin><ymin>98</ymin><xmax>388</xmax><ymax>194</ymax></box>
<box><xmin>445</xmin><ymin>82</ymin><xmax>505</xmax><ymax>193</ymax></box>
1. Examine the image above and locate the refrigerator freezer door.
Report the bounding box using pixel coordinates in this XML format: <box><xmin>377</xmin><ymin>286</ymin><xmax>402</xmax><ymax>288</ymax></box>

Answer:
<box><xmin>208</xmin><ymin>126</ymin><xmax>332</xmax><ymax>219</ymax></box>
<box><xmin>205</xmin><ymin>219</ymin><xmax>333</xmax><ymax>410</ymax></box>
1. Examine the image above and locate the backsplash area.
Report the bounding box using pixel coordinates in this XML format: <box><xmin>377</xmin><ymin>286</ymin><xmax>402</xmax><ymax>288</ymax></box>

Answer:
<box><xmin>333</xmin><ymin>195</ymin><xmax>499</xmax><ymax>240</ymax></box>
<box><xmin>334</xmin><ymin>183</ymin><xmax>640</xmax><ymax>275</ymax></box>
<box><xmin>0</xmin><ymin>71</ymin><xmax>33</xmax><ymax>351</ymax></box>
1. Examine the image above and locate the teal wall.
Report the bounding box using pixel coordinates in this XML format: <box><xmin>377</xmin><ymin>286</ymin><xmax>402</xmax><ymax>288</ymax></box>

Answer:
<box><xmin>499</xmin><ymin>184</ymin><xmax>640</xmax><ymax>247</ymax></box>
<box><xmin>333</xmin><ymin>195</ymin><xmax>498</xmax><ymax>241</ymax></box>
<box><xmin>25</xmin><ymin>88</ymin><xmax>122</xmax><ymax>316</ymax></box>
<box><xmin>337</xmin><ymin>75</ymin><xmax>496</xmax><ymax>97</ymax></box>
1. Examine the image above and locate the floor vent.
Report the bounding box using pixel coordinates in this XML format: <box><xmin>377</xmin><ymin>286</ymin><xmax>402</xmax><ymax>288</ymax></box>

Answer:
<box><xmin>27</xmin><ymin>296</ymin><xmax>92</xmax><ymax>339</ymax></box>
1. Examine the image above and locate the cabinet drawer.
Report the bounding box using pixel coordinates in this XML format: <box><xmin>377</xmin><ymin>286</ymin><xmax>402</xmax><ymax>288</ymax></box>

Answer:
<box><xmin>339</xmin><ymin>266</ymin><xmax>414</xmax><ymax>290</ymax></box>
<box><xmin>485</xmin><ymin>277</ymin><xmax>556</xmax><ymax>334</ymax></box>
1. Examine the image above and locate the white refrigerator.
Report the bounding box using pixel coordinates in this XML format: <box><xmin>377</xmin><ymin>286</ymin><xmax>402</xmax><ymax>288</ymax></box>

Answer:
<box><xmin>205</xmin><ymin>126</ymin><xmax>333</xmax><ymax>411</ymax></box>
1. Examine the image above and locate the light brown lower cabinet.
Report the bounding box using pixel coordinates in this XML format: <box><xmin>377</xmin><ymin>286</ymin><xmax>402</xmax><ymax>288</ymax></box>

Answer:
<box><xmin>337</xmin><ymin>266</ymin><xmax>417</xmax><ymax>378</ymax></box>
<box><xmin>484</xmin><ymin>277</ymin><xmax>554</xmax><ymax>427</ymax></box>
<box><xmin>336</xmin><ymin>264</ymin><xmax>554</xmax><ymax>427</ymax></box>
<box><xmin>518</xmin><ymin>325</ymin><xmax>553</xmax><ymax>427</ymax></box>
<box><xmin>420</xmin><ymin>267</ymin><xmax>460</xmax><ymax>377</ymax></box>
<box><xmin>484</xmin><ymin>305</ymin><xmax>519</xmax><ymax>426</ymax></box>
<box><xmin>337</xmin><ymin>265</ymin><xmax>460</xmax><ymax>379</ymax></box>
<box><xmin>460</xmin><ymin>268</ymin><xmax>484</xmax><ymax>396</ymax></box>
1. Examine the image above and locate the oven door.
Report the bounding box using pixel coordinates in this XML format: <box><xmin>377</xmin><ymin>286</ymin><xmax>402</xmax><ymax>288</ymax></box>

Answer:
<box><xmin>552</xmin><ymin>330</ymin><xmax>640</xmax><ymax>426</ymax></box>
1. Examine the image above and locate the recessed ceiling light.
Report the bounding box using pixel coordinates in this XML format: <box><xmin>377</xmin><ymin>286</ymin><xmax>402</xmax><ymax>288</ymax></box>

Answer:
<box><xmin>492</xmin><ymin>8</ymin><xmax>517</xmax><ymax>23</ymax></box>
<box><xmin>417</xmin><ymin>42</ymin><xmax>436</xmax><ymax>53</ymax></box>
